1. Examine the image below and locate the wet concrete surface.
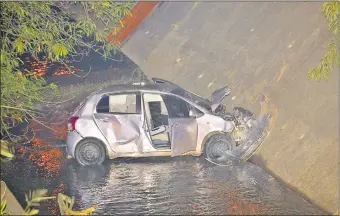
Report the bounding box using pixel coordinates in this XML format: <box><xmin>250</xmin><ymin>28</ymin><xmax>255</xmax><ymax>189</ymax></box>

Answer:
<box><xmin>0</xmin><ymin>53</ymin><xmax>326</xmax><ymax>215</ymax></box>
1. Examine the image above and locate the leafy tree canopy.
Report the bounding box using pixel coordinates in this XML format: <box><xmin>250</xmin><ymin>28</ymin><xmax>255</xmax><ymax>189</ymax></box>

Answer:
<box><xmin>308</xmin><ymin>2</ymin><xmax>339</xmax><ymax>81</ymax></box>
<box><xmin>0</xmin><ymin>1</ymin><xmax>133</xmax><ymax>140</ymax></box>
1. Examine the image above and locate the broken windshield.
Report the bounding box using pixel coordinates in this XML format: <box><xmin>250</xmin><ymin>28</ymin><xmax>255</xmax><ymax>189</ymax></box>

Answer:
<box><xmin>171</xmin><ymin>88</ymin><xmax>211</xmax><ymax>111</ymax></box>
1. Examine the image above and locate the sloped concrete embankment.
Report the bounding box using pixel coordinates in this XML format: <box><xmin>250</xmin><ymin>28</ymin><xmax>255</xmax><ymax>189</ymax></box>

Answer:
<box><xmin>121</xmin><ymin>2</ymin><xmax>338</xmax><ymax>214</ymax></box>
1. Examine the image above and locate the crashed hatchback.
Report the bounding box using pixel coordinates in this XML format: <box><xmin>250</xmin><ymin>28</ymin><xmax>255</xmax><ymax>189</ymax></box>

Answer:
<box><xmin>66</xmin><ymin>78</ymin><xmax>273</xmax><ymax>166</ymax></box>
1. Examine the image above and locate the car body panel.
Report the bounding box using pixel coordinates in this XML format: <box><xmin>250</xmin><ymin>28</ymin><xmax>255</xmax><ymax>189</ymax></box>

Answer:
<box><xmin>74</xmin><ymin>116</ymin><xmax>113</xmax><ymax>153</ymax></box>
<box><xmin>211</xmin><ymin>86</ymin><xmax>231</xmax><ymax>112</ymax></box>
<box><xmin>195</xmin><ymin>114</ymin><xmax>235</xmax><ymax>152</ymax></box>
<box><xmin>66</xmin><ymin>131</ymin><xmax>83</xmax><ymax>158</ymax></box>
<box><xmin>169</xmin><ymin>118</ymin><xmax>198</xmax><ymax>156</ymax></box>
<box><xmin>93</xmin><ymin>113</ymin><xmax>142</xmax><ymax>153</ymax></box>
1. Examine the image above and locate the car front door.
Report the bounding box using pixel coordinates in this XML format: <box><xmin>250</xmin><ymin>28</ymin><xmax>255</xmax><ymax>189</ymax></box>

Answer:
<box><xmin>142</xmin><ymin>93</ymin><xmax>171</xmax><ymax>149</ymax></box>
<box><xmin>162</xmin><ymin>94</ymin><xmax>199</xmax><ymax>156</ymax></box>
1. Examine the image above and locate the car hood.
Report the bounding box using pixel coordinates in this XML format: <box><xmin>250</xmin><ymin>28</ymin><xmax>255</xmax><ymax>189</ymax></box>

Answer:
<box><xmin>211</xmin><ymin>86</ymin><xmax>231</xmax><ymax>112</ymax></box>
<box><xmin>151</xmin><ymin>78</ymin><xmax>230</xmax><ymax>112</ymax></box>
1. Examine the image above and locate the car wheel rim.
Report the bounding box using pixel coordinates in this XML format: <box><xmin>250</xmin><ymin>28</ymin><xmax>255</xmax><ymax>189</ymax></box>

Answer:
<box><xmin>207</xmin><ymin>139</ymin><xmax>231</xmax><ymax>159</ymax></box>
<box><xmin>79</xmin><ymin>143</ymin><xmax>101</xmax><ymax>165</ymax></box>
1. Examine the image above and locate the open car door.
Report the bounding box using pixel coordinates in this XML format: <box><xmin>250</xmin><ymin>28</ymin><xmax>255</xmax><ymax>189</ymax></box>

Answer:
<box><xmin>162</xmin><ymin>94</ymin><xmax>198</xmax><ymax>156</ymax></box>
<box><xmin>169</xmin><ymin>118</ymin><xmax>198</xmax><ymax>156</ymax></box>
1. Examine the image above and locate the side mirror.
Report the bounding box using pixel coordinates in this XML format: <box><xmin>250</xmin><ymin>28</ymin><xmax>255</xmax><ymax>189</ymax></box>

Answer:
<box><xmin>189</xmin><ymin>108</ymin><xmax>203</xmax><ymax>118</ymax></box>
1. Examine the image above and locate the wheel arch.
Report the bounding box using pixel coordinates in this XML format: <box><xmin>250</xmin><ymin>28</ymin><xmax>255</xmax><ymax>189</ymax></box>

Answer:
<box><xmin>200</xmin><ymin>131</ymin><xmax>230</xmax><ymax>152</ymax></box>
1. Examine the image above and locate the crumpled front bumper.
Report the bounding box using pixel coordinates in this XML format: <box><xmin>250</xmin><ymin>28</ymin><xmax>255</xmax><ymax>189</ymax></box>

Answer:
<box><xmin>233</xmin><ymin>113</ymin><xmax>273</xmax><ymax>160</ymax></box>
<box><xmin>208</xmin><ymin>95</ymin><xmax>277</xmax><ymax>164</ymax></box>
<box><xmin>235</xmin><ymin>95</ymin><xmax>277</xmax><ymax>160</ymax></box>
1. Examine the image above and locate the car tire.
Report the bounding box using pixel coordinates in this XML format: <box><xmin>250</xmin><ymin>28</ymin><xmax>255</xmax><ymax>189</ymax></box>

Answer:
<box><xmin>203</xmin><ymin>133</ymin><xmax>236</xmax><ymax>160</ymax></box>
<box><xmin>75</xmin><ymin>138</ymin><xmax>106</xmax><ymax>166</ymax></box>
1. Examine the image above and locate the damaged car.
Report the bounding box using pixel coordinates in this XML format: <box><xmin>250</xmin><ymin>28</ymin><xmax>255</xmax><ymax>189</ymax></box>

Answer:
<box><xmin>66</xmin><ymin>78</ymin><xmax>273</xmax><ymax>166</ymax></box>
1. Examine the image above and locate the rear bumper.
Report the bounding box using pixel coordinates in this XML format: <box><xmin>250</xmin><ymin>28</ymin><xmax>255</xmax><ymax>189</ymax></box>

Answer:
<box><xmin>66</xmin><ymin>131</ymin><xmax>83</xmax><ymax>158</ymax></box>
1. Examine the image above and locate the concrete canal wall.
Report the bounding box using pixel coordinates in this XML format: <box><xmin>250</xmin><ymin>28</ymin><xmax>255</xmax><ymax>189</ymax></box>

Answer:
<box><xmin>118</xmin><ymin>2</ymin><xmax>338</xmax><ymax>214</ymax></box>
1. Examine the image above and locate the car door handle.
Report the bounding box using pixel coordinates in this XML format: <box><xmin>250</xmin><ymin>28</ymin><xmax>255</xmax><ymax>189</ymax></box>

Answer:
<box><xmin>173</xmin><ymin>123</ymin><xmax>180</xmax><ymax>128</ymax></box>
<box><xmin>99</xmin><ymin>117</ymin><xmax>110</xmax><ymax>122</ymax></box>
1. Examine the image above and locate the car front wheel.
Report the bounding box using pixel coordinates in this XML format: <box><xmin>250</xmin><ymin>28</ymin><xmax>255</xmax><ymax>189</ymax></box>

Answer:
<box><xmin>203</xmin><ymin>133</ymin><xmax>236</xmax><ymax>161</ymax></box>
<box><xmin>75</xmin><ymin>139</ymin><xmax>106</xmax><ymax>166</ymax></box>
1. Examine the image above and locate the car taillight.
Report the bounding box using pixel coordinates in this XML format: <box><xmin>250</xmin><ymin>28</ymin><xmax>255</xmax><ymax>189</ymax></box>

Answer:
<box><xmin>68</xmin><ymin>116</ymin><xmax>79</xmax><ymax>131</ymax></box>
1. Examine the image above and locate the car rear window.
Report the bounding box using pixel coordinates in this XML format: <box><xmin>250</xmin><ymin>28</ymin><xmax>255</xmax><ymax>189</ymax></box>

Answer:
<box><xmin>96</xmin><ymin>95</ymin><xmax>110</xmax><ymax>113</ymax></box>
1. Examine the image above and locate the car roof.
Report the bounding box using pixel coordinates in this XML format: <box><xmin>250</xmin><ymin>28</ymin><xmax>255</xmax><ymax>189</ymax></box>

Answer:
<box><xmin>95</xmin><ymin>83</ymin><xmax>178</xmax><ymax>95</ymax></box>
<box><xmin>76</xmin><ymin>81</ymin><xmax>212</xmax><ymax>114</ymax></box>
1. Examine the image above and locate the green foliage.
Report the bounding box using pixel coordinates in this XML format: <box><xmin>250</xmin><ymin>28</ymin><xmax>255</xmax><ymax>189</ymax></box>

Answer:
<box><xmin>24</xmin><ymin>189</ymin><xmax>55</xmax><ymax>215</ymax></box>
<box><xmin>0</xmin><ymin>187</ymin><xmax>55</xmax><ymax>216</ymax></box>
<box><xmin>323</xmin><ymin>1</ymin><xmax>339</xmax><ymax>35</ymax></box>
<box><xmin>0</xmin><ymin>1</ymin><xmax>134</xmax><ymax>140</ymax></box>
<box><xmin>1</xmin><ymin>188</ymin><xmax>97</xmax><ymax>216</ymax></box>
<box><xmin>308</xmin><ymin>2</ymin><xmax>339</xmax><ymax>81</ymax></box>
<box><xmin>0</xmin><ymin>200</ymin><xmax>7</xmax><ymax>216</ymax></box>
<box><xmin>0</xmin><ymin>140</ymin><xmax>15</xmax><ymax>162</ymax></box>
<box><xmin>57</xmin><ymin>193</ymin><xmax>98</xmax><ymax>215</ymax></box>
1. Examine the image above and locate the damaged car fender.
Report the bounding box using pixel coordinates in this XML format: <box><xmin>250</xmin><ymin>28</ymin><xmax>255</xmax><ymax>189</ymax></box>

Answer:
<box><xmin>195</xmin><ymin>113</ymin><xmax>235</xmax><ymax>152</ymax></box>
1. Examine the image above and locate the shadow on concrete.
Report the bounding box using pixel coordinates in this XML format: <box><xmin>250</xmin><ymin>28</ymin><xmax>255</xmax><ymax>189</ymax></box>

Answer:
<box><xmin>249</xmin><ymin>154</ymin><xmax>331</xmax><ymax>215</ymax></box>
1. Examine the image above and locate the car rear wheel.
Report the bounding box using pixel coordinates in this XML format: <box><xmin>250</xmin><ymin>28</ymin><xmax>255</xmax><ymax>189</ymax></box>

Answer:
<box><xmin>203</xmin><ymin>133</ymin><xmax>236</xmax><ymax>160</ymax></box>
<box><xmin>75</xmin><ymin>139</ymin><xmax>106</xmax><ymax>166</ymax></box>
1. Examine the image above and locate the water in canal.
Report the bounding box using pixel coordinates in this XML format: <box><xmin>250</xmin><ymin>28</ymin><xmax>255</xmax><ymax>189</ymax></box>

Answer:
<box><xmin>1</xmin><ymin>52</ymin><xmax>326</xmax><ymax>215</ymax></box>
<box><xmin>1</xmin><ymin>153</ymin><xmax>325</xmax><ymax>215</ymax></box>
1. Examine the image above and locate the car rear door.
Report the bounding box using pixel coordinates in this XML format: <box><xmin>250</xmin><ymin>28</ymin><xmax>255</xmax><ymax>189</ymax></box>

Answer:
<box><xmin>162</xmin><ymin>94</ymin><xmax>198</xmax><ymax>156</ymax></box>
<box><xmin>93</xmin><ymin>93</ymin><xmax>142</xmax><ymax>148</ymax></box>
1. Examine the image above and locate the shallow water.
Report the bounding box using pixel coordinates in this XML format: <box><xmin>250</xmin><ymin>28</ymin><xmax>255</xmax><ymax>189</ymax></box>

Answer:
<box><xmin>1</xmin><ymin>154</ymin><xmax>325</xmax><ymax>215</ymax></box>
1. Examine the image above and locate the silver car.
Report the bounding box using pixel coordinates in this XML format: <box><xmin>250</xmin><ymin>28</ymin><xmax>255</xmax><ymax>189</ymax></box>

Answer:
<box><xmin>66</xmin><ymin>78</ymin><xmax>273</xmax><ymax>166</ymax></box>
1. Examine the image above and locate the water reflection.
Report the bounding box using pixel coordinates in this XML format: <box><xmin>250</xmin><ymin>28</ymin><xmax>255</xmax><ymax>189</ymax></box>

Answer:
<box><xmin>1</xmin><ymin>154</ymin><xmax>325</xmax><ymax>215</ymax></box>
<box><xmin>48</xmin><ymin>157</ymin><xmax>323</xmax><ymax>215</ymax></box>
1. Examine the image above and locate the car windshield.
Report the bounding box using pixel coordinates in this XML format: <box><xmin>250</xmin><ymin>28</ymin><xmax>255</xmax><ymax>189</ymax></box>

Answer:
<box><xmin>171</xmin><ymin>87</ymin><xmax>212</xmax><ymax>111</ymax></box>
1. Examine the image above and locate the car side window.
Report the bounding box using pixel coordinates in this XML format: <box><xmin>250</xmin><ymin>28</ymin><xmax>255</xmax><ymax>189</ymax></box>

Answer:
<box><xmin>96</xmin><ymin>93</ymin><xmax>141</xmax><ymax>114</ymax></box>
<box><xmin>96</xmin><ymin>95</ymin><xmax>110</xmax><ymax>113</ymax></box>
<box><xmin>162</xmin><ymin>95</ymin><xmax>194</xmax><ymax>118</ymax></box>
